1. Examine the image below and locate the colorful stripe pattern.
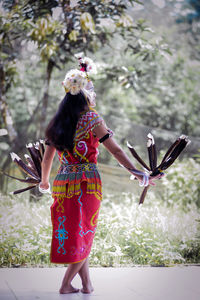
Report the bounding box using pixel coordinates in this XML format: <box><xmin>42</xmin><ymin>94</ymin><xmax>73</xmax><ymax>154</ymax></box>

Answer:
<box><xmin>52</xmin><ymin>163</ymin><xmax>102</xmax><ymax>201</ymax></box>
<box><xmin>74</xmin><ymin>108</ymin><xmax>104</xmax><ymax>142</ymax></box>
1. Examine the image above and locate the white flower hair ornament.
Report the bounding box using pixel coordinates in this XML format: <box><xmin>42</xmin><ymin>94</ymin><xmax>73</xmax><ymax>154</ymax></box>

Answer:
<box><xmin>74</xmin><ymin>53</ymin><xmax>97</xmax><ymax>80</ymax></box>
<box><xmin>62</xmin><ymin>69</ymin><xmax>88</xmax><ymax>95</ymax></box>
<box><xmin>79</xmin><ymin>56</ymin><xmax>97</xmax><ymax>75</ymax></box>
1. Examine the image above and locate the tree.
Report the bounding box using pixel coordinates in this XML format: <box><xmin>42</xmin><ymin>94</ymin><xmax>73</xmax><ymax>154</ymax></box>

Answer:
<box><xmin>26</xmin><ymin>0</ymin><xmax>149</xmax><ymax>134</ymax></box>
<box><xmin>1</xmin><ymin>0</ymin><xmax>155</xmax><ymax>140</ymax></box>
<box><xmin>0</xmin><ymin>1</ymin><xmax>59</xmax><ymax>173</ymax></box>
<box><xmin>175</xmin><ymin>0</ymin><xmax>200</xmax><ymax>60</ymax></box>
<box><xmin>1</xmin><ymin>0</ymin><xmax>162</xmax><ymax>193</ymax></box>
<box><xmin>0</xmin><ymin>2</ymin><xmax>26</xmax><ymax>149</ymax></box>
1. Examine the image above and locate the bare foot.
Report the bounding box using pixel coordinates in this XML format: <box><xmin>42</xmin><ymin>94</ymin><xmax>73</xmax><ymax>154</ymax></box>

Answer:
<box><xmin>81</xmin><ymin>283</ymin><xmax>94</xmax><ymax>294</ymax></box>
<box><xmin>59</xmin><ymin>284</ymin><xmax>79</xmax><ymax>294</ymax></box>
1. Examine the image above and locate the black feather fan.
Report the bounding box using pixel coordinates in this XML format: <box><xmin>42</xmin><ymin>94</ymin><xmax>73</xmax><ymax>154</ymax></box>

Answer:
<box><xmin>2</xmin><ymin>140</ymin><xmax>45</xmax><ymax>195</ymax></box>
<box><xmin>127</xmin><ymin>134</ymin><xmax>190</xmax><ymax>204</ymax></box>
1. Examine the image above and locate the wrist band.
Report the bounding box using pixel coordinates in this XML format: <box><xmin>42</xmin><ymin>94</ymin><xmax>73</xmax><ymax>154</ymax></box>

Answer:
<box><xmin>39</xmin><ymin>183</ymin><xmax>51</xmax><ymax>194</ymax></box>
<box><xmin>119</xmin><ymin>165</ymin><xmax>149</xmax><ymax>187</ymax></box>
<box><xmin>139</xmin><ymin>175</ymin><xmax>145</xmax><ymax>187</ymax></box>
<box><xmin>144</xmin><ymin>174</ymin><xmax>149</xmax><ymax>187</ymax></box>
<box><xmin>139</xmin><ymin>174</ymin><xmax>149</xmax><ymax>187</ymax></box>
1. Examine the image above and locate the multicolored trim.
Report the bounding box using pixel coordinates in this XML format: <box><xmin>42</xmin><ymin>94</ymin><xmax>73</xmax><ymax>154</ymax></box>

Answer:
<box><xmin>74</xmin><ymin>108</ymin><xmax>103</xmax><ymax>142</ymax></box>
<box><xmin>58</xmin><ymin>163</ymin><xmax>98</xmax><ymax>173</ymax></box>
<box><xmin>52</xmin><ymin>163</ymin><xmax>102</xmax><ymax>201</ymax></box>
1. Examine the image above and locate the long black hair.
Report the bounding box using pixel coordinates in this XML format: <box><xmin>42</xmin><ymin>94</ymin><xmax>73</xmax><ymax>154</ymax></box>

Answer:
<box><xmin>45</xmin><ymin>91</ymin><xmax>89</xmax><ymax>151</ymax></box>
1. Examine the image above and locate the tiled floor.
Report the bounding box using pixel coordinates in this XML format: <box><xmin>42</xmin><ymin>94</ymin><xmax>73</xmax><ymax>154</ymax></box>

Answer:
<box><xmin>0</xmin><ymin>266</ymin><xmax>200</xmax><ymax>300</ymax></box>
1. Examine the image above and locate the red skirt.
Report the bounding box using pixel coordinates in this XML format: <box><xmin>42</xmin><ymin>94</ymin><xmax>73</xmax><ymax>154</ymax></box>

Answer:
<box><xmin>50</xmin><ymin>182</ymin><xmax>101</xmax><ymax>264</ymax></box>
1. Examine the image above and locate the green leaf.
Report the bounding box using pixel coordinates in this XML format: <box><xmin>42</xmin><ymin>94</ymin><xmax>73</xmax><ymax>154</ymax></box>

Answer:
<box><xmin>68</xmin><ymin>30</ymin><xmax>79</xmax><ymax>42</ymax></box>
<box><xmin>80</xmin><ymin>12</ymin><xmax>96</xmax><ymax>34</ymax></box>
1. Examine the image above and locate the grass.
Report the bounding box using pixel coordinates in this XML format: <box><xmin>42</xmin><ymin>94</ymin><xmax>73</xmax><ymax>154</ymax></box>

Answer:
<box><xmin>0</xmin><ymin>159</ymin><xmax>200</xmax><ymax>267</ymax></box>
<box><xmin>92</xmin><ymin>193</ymin><xmax>200</xmax><ymax>266</ymax></box>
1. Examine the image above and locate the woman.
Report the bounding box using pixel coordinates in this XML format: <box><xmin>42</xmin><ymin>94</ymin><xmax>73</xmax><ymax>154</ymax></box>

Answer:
<box><xmin>39</xmin><ymin>68</ymin><xmax>160</xmax><ymax>294</ymax></box>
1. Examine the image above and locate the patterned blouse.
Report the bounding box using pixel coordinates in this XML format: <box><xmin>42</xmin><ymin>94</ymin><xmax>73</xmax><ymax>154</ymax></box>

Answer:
<box><xmin>52</xmin><ymin>108</ymin><xmax>113</xmax><ymax>201</ymax></box>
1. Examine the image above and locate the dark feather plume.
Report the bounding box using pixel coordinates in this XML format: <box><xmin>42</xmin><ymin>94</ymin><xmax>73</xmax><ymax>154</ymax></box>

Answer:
<box><xmin>127</xmin><ymin>142</ymin><xmax>151</xmax><ymax>171</ymax></box>
<box><xmin>24</xmin><ymin>154</ymin><xmax>40</xmax><ymax>178</ymax></box>
<box><xmin>127</xmin><ymin>134</ymin><xmax>190</xmax><ymax>204</ymax></box>
<box><xmin>26</xmin><ymin>143</ymin><xmax>42</xmax><ymax>178</ymax></box>
<box><xmin>3</xmin><ymin>140</ymin><xmax>46</xmax><ymax>195</ymax></box>
<box><xmin>1</xmin><ymin>171</ymin><xmax>39</xmax><ymax>184</ymax></box>
<box><xmin>139</xmin><ymin>186</ymin><xmax>150</xmax><ymax>205</ymax></box>
<box><xmin>159</xmin><ymin>136</ymin><xmax>189</xmax><ymax>170</ymax></box>
<box><xmin>10</xmin><ymin>153</ymin><xmax>39</xmax><ymax>180</ymax></box>
<box><xmin>12</xmin><ymin>185</ymin><xmax>37</xmax><ymax>195</ymax></box>
<box><xmin>39</xmin><ymin>140</ymin><xmax>45</xmax><ymax>156</ymax></box>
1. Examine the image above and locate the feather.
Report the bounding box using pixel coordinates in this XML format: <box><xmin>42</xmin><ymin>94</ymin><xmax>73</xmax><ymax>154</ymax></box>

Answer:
<box><xmin>34</xmin><ymin>142</ymin><xmax>43</xmax><ymax>161</ymax></box>
<box><xmin>26</xmin><ymin>143</ymin><xmax>42</xmax><ymax>178</ymax></box>
<box><xmin>139</xmin><ymin>186</ymin><xmax>150</xmax><ymax>205</ymax></box>
<box><xmin>147</xmin><ymin>133</ymin><xmax>154</xmax><ymax>171</ymax></box>
<box><xmin>150</xmin><ymin>168</ymin><xmax>164</xmax><ymax>177</ymax></box>
<box><xmin>39</xmin><ymin>139</ymin><xmax>45</xmax><ymax>156</ymax></box>
<box><xmin>152</xmin><ymin>144</ymin><xmax>157</xmax><ymax>170</ymax></box>
<box><xmin>24</xmin><ymin>154</ymin><xmax>40</xmax><ymax>178</ymax></box>
<box><xmin>11</xmin><ymin>185</ymin><xmax>37</xmax><ymax>195</ymax></box>
<box><xmin>147</xmin><ymin>133</ymin><xmax>157</xmax><ymax>170</ymax></box>
<box><xmin>127</xmin><ymin>134</ymin><xmax>190</xmax><ymax>204</ymax></box>
<box><xmin>158</xmin><ymin>136</ymin><xmax>189</xmax><ymax>170</ymax></box>
<box><xmin>1</xmin><ymin>171</ymin><xmax>39</xmax><ymax>184</ymax></box>
<box><xmin>10</xmin><ymin>152</ymin><xmax>39</xmax><ymax>179</ymax></box>
<box><xmin>3</xmin><ymin>140</ymin><xmax>47</xmax><ymax>196</ymax></box>
<box><xmin>127</xmin><ymin>141</ymin><xmax>151</xmax><ymax>171</ymax></box>
<box><xmin>160</xmin><ymin>138</ymin><xmax>180</xmax><ymax>165</ymax></box>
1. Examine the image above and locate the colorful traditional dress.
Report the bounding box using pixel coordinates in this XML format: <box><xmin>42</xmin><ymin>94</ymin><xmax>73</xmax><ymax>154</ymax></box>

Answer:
<box><xmin>50</xmin><ymin>108</ymin><xmax>109</xmax><ymax>264</ymax></box>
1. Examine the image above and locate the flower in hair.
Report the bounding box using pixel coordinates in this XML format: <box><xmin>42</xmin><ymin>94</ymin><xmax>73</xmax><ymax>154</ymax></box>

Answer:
<box><xmin>75</xmin><ymin>53</ymin><xmax>97</xmax><ymax>74</ymax></box>
<box><xmin>62</xmin><ymin>69</ymin><xmax>88</xmax><ymax>95</ymax></box>
<box><xmin>81</xmin><ymin>57</ymin><xmax>97</xmax><ymax>74</ymax></box>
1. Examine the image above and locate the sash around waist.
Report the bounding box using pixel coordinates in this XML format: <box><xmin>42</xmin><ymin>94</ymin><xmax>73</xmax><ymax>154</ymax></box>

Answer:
<box><xmin>57</xmin><ymin>162</ymin><xmax>98</xmax><ymax>174</ymax></box>
<box><xmin>52</xmin><ymin>163</ymin><xmax>102</xmax><ymax>201</ymax></box>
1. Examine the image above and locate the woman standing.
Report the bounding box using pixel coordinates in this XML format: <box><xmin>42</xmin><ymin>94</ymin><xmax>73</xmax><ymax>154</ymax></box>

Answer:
<box><xmin>39</xmin><ymin>68</ymin><xmax>159</xmax><ymax>294</ymax></box>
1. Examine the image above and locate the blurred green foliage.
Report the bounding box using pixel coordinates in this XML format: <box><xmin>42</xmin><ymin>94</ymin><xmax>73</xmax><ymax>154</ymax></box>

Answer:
<box><xmin>1</xmin><ymin>0</ymin><xmax>167</xmax><ymax>168</ymax></box>
<box><xmin>0</xmin><ymin>0</ymin><xmax>200</xmax><ymax>192</ymax></box>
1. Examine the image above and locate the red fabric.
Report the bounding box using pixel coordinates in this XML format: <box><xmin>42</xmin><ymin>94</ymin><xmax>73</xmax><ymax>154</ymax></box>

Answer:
<box><xmin>50</xmin><ymin>108</ymin><xmax>104</xmax><ymax>264</ymax></box>
<box><xmin>57</xmin><ymin>130</ymin><xmax>99</xmax><ymax>165</ymax></box>
<box><xmin>57</xmin><ymin>108</ymin><xmax>103</xmax><ymax>165</ymax></box>
<box><xmin>50</xmin><ymin>182</ymin><xmax>100</xmax><ymax>264</ymax></box>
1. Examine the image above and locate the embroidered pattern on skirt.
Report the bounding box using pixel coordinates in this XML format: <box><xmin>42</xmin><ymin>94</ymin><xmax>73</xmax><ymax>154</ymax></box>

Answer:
<box><xmin>77</xmin><ymin>187</ymin><xmax>96</xmax><ymax>237</ymax></box>
<box><xmin>55</xmin><ymin>216</ymin><xmax>68</xmax><ymax>255</ymax></box>
<box><xmin>50</xmin><ymin>182</ymin><xmax>101</xmax><ymax>264</ymax></box>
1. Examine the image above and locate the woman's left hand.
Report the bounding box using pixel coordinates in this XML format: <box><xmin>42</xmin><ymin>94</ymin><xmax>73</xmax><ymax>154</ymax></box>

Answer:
<box><xmin>149</xmin><ymin>173</ymin><xmax>165</xmax><ymax>186</ymax></box>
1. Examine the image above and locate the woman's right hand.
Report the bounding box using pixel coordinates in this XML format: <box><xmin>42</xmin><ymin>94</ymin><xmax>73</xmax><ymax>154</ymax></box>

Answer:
<box><xmin>137</xmin><ymin>173</ymin><xmax>164</xmax><ymax>187</ymax></box>
<box><xmin>148</xmin><ymin>173</ymin><xmax>165</xmax><ymax>186</ymax></box>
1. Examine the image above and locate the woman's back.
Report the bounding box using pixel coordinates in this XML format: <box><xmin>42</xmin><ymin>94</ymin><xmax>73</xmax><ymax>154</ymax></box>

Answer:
<box><xmin>57</xmin><ymin>108</ymin><xmax>103</xmax><ymax>165</ymax></box>
<box><xmin>52</xmin><ymin>108</ymin><xmax>104</xmax><ymax>202</ymax></box>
